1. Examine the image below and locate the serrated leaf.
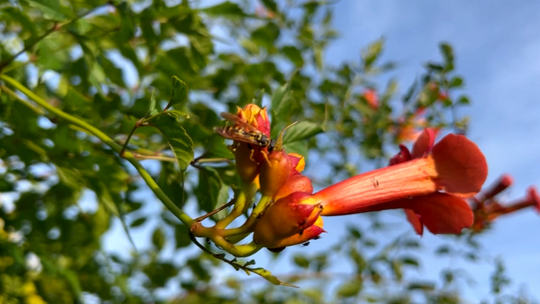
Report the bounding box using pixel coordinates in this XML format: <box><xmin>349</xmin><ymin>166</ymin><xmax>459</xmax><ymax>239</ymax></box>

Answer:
<box><xmin>283</xmin><ymin>121</ymin><xmax>323</xmax><ymax>144</ymax></box>
<box><xmin>250</xmin><ymin>268</ymin><xmax>298</xmax><ymax>288</ymax></box>
<box><xmin>200</xmin><ymin>1</ymin><xmax>248</xmax><ymax>18</ymax></box>
<box><xmin>166</xmin><ymin>76</ymin><xmax>188</xmax><ymax>110</ymax></box>
<box><xmin>146</xmin><ymin>112</ymin><xmax>194</xmax><ymax>171</ymax></box>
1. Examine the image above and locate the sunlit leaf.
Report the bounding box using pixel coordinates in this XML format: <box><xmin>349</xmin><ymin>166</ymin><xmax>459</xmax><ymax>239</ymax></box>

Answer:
<box><xmin>146</xmin><ymin>112</ymin><xmax>194</xmax><ymax>171</ymax></box>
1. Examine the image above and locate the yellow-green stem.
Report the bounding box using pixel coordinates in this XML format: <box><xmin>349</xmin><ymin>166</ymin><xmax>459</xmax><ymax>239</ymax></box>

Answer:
<box><xmin>223</xmin><ymin>195</ymin><xmax>273</xmax><ymax>237</ymax></box>
<box><xmin>0</xmin><ymin>74</ymin><xmax>194</xmax><ymax>227</ymax></box>
<box><xmin>212</xmin><ymin>236</ymin><xmax>263</xmax><ymax>257</ymax></box>
<box><xmin>215</xmin><ymin>182</ymin><xmax>257</xmax><ymax>229</ymax></box>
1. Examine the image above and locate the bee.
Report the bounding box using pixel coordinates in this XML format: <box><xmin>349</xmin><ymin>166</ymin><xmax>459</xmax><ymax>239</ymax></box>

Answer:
<box><xmin>214</xmin><ymin>111</ymin><xmax>297</xmax><ymax>163</ymax></box>
<box><xmin>214</xmin><ymin>112</ymin><xmax>273</xmax><ymax>152</ymax></box>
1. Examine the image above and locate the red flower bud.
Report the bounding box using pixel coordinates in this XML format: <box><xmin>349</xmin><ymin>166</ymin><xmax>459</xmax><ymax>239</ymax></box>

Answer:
<box><xmin>234</xmin><ymin>142</ymin><xmax>261</xmax><ymax>183</ymax></box>
<box><xmin>274</xmin><ymin>174</ymin><xmax>314</xmax><ymax>201</ymax></box>
<box><xmin>259</xmin><ymin>150</ymin><xmax>293</xmax><ymax>197</ymax></box>
<box><xmin>253</xmin><ymin>192</ymin><xmax>322</xmax><ymax>248</ymax></box>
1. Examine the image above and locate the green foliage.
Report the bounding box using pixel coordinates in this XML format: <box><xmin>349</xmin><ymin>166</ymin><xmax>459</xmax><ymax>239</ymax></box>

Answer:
<box><xmin>0</xmin><ymin>1</ymin><xmax>535</xmax><ymax>303</ymax></box>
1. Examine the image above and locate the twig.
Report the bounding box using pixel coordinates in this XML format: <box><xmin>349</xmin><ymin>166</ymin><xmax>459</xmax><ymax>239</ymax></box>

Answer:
<box><xmin>132</xmin><ymin>153</ymin><xmax>176</xmax><ymax>162</ymax></box>
<box><xmin>119</xmin><ymin>117</ymin><xmax>145</xmax><ymax>157</ymax></box>
<box><xmin>194</xmin><ymin>199</ymin><xmax>236</xmax><ymax>222</ymax></box>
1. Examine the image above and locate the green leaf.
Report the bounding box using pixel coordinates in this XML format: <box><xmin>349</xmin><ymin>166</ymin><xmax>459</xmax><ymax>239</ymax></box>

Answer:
<box><xmin>261</xmin><ymin>0</ymin><xmax>278</xmax><ymax>11</ymax></box>
<box><xmin>313</xmin><ymin>45</ymin><xmax>323</xmax><ymax>70</ymax></box>
<box><xmin>146</xmin><ymin>89</ymin><xmax>160</xmax><ymax>117</ymax></box>
<box><xmin>458</xmin><ymin>95</ymin><xmax>470</xmax><ymax>105</ymax></box>
<box><xmin>449</xmin><ymin>76</ymin><xmax>464</xmax><ymax>88</ymax></box>
<box><xmin>362</xmin><ymin>38</ymin><xmax>384</xmax><ymax>70</ymax></box>
<box><xmin>270</xmin><ymin>77</ymin><xmax>296</xmax><ymax>134</ymax></box>
<box><xmin>440</xmin><ymin>42</ymin><xmax>454</xmax><ymax>71</ymax></box>
<box><xmin>175</xmin><ymin>225</ymin><xmax>192</xmax><ymax>248</ymax></box>
<box><xmin>250</xmin><ymin>268</ymin><xmax>298</xmax><ymax>288</ymax></box>
<box><xmin>337</xmin><ymin>281</ymin><xmax>362</xmax><ymax>298</ymax></box>
<box><xmin>165</xmin><ymin>76</ymin><xmax>188</xmax><ymax>110</ymax></box>
<box><xmin>282</xmin><ymin>141</ymin><xmax>308</xmax><ymax>160</ymax></box>
<box><xmin>146</xmin><ymin>112</ymin><xmax>194</xmax><ymax>171</ymax></box>
<box><xmin>293</xmin><ymin>255</ymin><xmax>310</xmax><ymax>269</ymax></box>
<box><xmin>158</xmin><ymin>161</ymin><xmax>186</xmax><ymax>208</ymax></box>
<box><xmin>152</xmin><ymin>227</ymin><xmax>166</xmax><ymax>250</ymax></box>
<box><xmin>195</xmin><ymin>167</ymin><xmax>222</xmax><ymax>213</ymax></box>
<box><xmin>25</xmin><ymin>0</ymin><xmax>69</xmax><ymax>21</ymax></box>
<box><xmin>204</xmin><ymin>134</ymin><xmax>234</xmax><ymax>159</ymax></box>
<box><xmin>130</xmin><ymin>217</ymin><xmax>147</xmax><ymax>228</ymax></box>
<box><xmin>3</xmin><ymin>7</ymin><xmax>38</xmax><ymax>38</ymax></box>
<box><xmin>283</xmin><ymin>121</ymin><xmax>323</xmax><ymax>144</ymax></box>
<box><xmin>252</xmin><ymin>89</ymin><xmax>265</xmax><ymax>107</ymax></box>
<box><xmin>200</xmin><ymin>1</ymin><xmax>248</xmax><ymax>18</ymax></box>
<box><xmin>251</xmin><ymin>23</ymin><xmax>280</xmax><ymax>51</ymax></box>
<box><xmin>282</xmin><ymin>46</ymin><xmax>304</xmax><ymax>67</ymax></box>
<box><xmin>211</xmin><ymin>185</ymin><xmax>231</xmax><ymax>221</ymax></box>
<box><xmin>244</xmin><ymin>259</ymin><xmax>256</xmax><ymax>267</ymax></box>
<box><xmin>407</xmin><ymin>282</ymin><xmax>435</xmax><ymax>291</ymax></box>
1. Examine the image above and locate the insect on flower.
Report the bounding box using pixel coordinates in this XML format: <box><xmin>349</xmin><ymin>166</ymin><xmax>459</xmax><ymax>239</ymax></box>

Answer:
<box><xmin>215</xmin><ymin>112</ymin><xmax>273</xmax><ymax>152</ymax></box>
<box><xmin>215</xmin><ymin>112</ymin><xmax>298</xmax><ymax>161</ymax></box>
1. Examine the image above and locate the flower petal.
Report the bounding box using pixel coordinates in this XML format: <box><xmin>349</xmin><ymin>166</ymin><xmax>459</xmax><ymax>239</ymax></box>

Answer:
<box><xmin>404</xmin><ymin>209</ymin><xmax>424</xmax><ymax>236</ymax></box>
<box><xmin>405</xmin><ymin>193</ymin><xmax>473</xmax><ymax>234</ymax></box>
<box><xmin>267</xmin><ymin>217</ymin><xmax>326</xmax><ymax>249</ymax></box>
<box><xmin>527</xmin><ymin>187</ymin><xmax>540</xmax><ymax>213</ymax></box>
<box><xmin>430</xmin><ymin>134</ymin><xmax>488</xmax><ymax>196</ymax></box>
<box><xmin>411</xmin><ymin>128</ymin><xmax>435</xmax><ymax>158</ymax></box>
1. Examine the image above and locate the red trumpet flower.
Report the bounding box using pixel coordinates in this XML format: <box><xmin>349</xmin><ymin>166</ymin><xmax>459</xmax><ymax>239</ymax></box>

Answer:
<box><xmin>253</xmin><ymin>128</ymin><xmax>488</xmax><ymax>249</ymax></box>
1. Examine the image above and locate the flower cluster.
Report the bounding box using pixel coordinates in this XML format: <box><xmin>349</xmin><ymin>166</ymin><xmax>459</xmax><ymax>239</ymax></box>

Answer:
<box><xmin>217</xmin><ymin>104</ymin><xmax>490</xmax><ymax>252</ymax></box>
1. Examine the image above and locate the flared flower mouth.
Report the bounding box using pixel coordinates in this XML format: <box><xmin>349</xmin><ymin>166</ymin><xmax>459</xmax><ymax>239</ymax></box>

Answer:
<box><xmin>311</xmin><ymin>129</ymin><xmax>488</xmax><ymax>235</ymax></box>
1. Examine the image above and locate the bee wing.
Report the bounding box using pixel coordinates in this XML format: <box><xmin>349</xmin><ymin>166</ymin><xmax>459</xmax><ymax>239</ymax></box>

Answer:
<box><xmin>219</xmin><ymin>112</ymin><xmax>259</xmax><ymax>132</ymax></box>
<box><xmin>214</xmin><ymin>126</ymin><xmax>260</xmax><ymax>145</ymax></box>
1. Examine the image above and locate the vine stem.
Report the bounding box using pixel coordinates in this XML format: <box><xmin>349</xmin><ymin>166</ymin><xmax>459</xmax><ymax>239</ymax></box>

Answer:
<box><xmin>0</xmin><ymin>74</ymin><xmax>194</xmax><ymax>227</ymax></box>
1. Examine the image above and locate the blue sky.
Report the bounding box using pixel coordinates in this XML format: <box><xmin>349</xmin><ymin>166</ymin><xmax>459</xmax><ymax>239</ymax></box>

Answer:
<box><xmin>101</xmin><ymin>1</ymin><xmax>540</xmax><ymax>302</ymax></box>
<box><xmin>321</xmin><ymin>0</ymin><xmax>540</xmax><ymax>300</ymax></box>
